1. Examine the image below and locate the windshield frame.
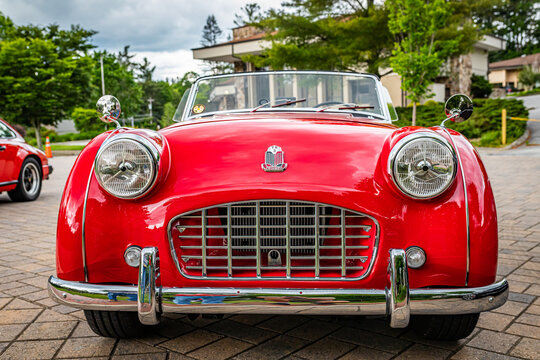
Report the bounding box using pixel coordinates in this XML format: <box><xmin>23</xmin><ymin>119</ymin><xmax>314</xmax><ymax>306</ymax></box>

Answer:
<box><xmin>177</xmin><ymin>70</ymin><xmax>393</xmax><ymax>123</ymax></box>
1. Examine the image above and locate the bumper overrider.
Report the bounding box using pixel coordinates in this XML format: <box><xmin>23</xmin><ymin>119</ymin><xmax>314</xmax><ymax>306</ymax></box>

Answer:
<box><xmin>48</xmin><ymin>248</ymin><xmax>508</xmax><ymax>328</ymax></box>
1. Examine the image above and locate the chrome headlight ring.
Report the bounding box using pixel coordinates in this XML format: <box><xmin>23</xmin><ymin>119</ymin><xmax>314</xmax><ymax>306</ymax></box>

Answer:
<box><xmin>94</xmin><ymin>134</ymin><xmax>161</xmax><ymax>199</ymax></box>
<box><xmin>388</xmin><ymin>132</ymin><xmax>457</xmax><ymax>199</ymax></box>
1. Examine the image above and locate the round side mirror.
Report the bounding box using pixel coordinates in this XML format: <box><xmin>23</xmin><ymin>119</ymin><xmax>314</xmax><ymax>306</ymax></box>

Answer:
<box><xmin>97</xmin><ymin>95</ymin><xmax>121</xmax><ymax>123</ymax></box>
<box><xmin>444</xmin><ymin>94</ymin><xmax>473</xmax><ymax>123</ymax></box>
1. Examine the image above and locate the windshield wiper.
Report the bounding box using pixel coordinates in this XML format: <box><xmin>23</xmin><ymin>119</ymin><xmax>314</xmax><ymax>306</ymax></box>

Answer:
<box><xmin>272</xmin><ymin>98</ymin><xmax>306</xmax><ymax>108</ymax></box>
<box><xmin>317</xmin><ymin>103</ymin><xmax>374</xmax><ymax>112</ymax></box>
<box><xmin>251</xmin><ymin>98</ymin><xmax>307</xmax><ymax>112</ymax></box>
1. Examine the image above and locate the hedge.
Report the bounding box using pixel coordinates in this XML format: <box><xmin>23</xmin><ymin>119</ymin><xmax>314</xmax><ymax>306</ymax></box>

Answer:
<box><xmin>394</xmin><ymin>98</ymin><xmax>528</xmax><ymax>146</ymax></box>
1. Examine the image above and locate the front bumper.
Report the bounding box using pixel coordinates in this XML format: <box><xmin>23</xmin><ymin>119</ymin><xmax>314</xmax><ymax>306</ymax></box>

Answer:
<box><xmin>48</xmin><ymin>247</ymin><xmax>508</xmax><ymax>328</ymax></box>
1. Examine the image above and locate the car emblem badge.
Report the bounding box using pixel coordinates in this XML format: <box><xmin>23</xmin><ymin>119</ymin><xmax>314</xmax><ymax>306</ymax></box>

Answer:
<box><xmin>262</xmin><ymin>145</ymin><xmax>288</xmax><ymax>172</ymax></box>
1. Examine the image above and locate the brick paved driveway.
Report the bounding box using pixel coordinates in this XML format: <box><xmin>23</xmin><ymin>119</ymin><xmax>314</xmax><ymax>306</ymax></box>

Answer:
<box><xmin>0</xmin><ymin>149</ymin><xmax>539</xmax><ymax>360</ymax></box>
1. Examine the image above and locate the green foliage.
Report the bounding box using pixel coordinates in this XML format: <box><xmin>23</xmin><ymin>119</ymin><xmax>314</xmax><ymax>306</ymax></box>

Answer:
<box><xmin>0</xmin><ymin>15</ymin><xmax>95</xmax><ymax>148</ymax></box>
<box><xmin>481</xmin><ymin>0</ymin><xmax>540</xmax><ymax>62</ymax></box>
<box><xmin>91</xmin><ymin>51</ymin><xmax>143</xmax><ymax>118</ymax></box>
<box><xmin>234</xmin><ymin>3</ymin><xmax>262</xmax><ymax>26</ymax></box>
<box><xmin>25</xmin><ymin>127</ymin><xmax>104</xmax><ymax>146</ymax></box>
<box><xmin>201</xmin><ymin>15</ymin><xmax>222</xmax><ymax>46</ymax></box>
<box><xmin>478</xmin><ymin>130</ymin><xmax>500</xmax><ymax>147</ymax></box>
<box><xmin>508</xmin><ymin>88</ymin><xmax>540</xmax><ymax>97</ymax></box>
<box><xmin>388</xmin><ymin>0</ymin><xmax>459</xmax><ymax>105</ymax></box>
<box><xmin>470</xmin><ymin>74</ymin><xmax>493</xmax><ymax>98</ymax></box>
<box><xmin>394</xmin><ymin>98</ymin><xmax>528</xmax><ymax>146</ymax></box>
<box><xmin>246</xmin><ymin>1</ymin><xmax>393</xmax><ymax>75</ymax></box>
<box><xmin>518</xmin><ymin>65</ymin><xmax>540</xmax><ymax>90</ymax></box>
<box><xmin>71</xmin><ymin>107</ymin><xmax>107</xmax><ymax>132</ymax></box>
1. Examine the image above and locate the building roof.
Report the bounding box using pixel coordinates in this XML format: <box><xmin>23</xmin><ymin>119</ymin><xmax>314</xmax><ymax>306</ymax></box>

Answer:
<box><xmin>191</xmin><ymin>32</ymin><xmax>266</xmax><ymax>51</ymax></box>
<box><xmin>490</xmin><ymin>53</ymin><xmax>540</xmax><ymax>70</ymax></box>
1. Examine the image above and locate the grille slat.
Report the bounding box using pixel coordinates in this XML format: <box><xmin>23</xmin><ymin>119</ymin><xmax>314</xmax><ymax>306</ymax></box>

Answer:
<box><xmin>169</xmin><ymin>200</ymin><xmax>378</xmax><ymax>280</ymax></box>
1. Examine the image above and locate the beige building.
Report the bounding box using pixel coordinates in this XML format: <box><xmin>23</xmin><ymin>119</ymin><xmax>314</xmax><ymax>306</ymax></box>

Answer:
<box><xmin>488</xmin><ymin>53</ymin><xmax>540</xmax><ymax>89</ymax></box>
<box><xmin>193</xmin><ymin>26</ymin><xmax>506</xmax><ymax>106</ymax></box>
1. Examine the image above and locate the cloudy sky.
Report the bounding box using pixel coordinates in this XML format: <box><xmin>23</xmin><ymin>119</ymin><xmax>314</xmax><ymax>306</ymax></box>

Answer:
<box><xmin>0</xmin><ymin>0</ymin><xmax>283</xmax><ymax>80</ymax></box>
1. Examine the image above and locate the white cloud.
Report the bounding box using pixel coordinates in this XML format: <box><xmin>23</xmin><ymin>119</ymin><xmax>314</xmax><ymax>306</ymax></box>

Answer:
<box><xmin>0</xmin><ymin>0</ymin><xmax>283</xmax><ymax>79</ymax></box>
<box><xmin>132</xmin><ymin>49</ymin><xmax>206</xmax><ymax>80</ymax></box>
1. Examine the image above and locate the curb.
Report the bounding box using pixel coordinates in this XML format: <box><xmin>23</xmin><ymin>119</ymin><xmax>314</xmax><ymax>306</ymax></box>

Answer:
<box><xmin>503</xmin><ymin>129</ymin><xmax>531</xmax><ymax>150</ymax></box>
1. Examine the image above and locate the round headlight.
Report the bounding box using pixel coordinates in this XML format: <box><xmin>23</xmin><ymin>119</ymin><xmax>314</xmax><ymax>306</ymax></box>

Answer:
<box><xmin>389</xmin><ymin>134</ymin><xmax>456</xmax><ymax>199</ymax></box>
<box><xmin>95</xmin><ymin>136</ymin><xmax>159</xmax><ymax>199</ymax></box>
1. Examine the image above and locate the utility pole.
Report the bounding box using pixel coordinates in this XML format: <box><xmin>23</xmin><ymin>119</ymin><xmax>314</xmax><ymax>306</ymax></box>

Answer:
<box><xmin>148</xmin><ymin>97</ymin><xmax>154</xmax><ymax>119</ymax></box>
<box><xmin>100</xmin><ymin>55</ymin><xmax>105</xmax><ymax>96</ymax></box>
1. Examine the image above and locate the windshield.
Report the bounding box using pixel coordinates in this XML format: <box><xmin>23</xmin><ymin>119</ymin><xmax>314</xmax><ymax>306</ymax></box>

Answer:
<box><xmin>173</xmin><ymin>72</ymin><xmax>391</xmax><ymax>122</ymax></box>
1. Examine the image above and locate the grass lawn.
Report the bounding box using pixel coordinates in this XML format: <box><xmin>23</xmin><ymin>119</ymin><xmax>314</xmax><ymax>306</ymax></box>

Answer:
<box><xmin>50</xmin><ymin>144</ymin><xmax>86</xmax><ymax>151</ymax></box>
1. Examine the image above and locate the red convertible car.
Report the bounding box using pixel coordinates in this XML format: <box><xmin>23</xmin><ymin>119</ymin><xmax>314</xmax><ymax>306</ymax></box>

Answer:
<box><xmin>48</xmin><ymin>71</ymin><xmax>508</xmax><ymax>340</ymax></box>
<box><xmin>0</xmin><ymin>118</ymin><xmax>52</xmax><ymax>201</ymax></box>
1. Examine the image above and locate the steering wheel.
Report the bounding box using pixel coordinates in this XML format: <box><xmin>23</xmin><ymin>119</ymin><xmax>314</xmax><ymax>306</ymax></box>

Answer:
<box><xmin>314</xmin><ymin>101</ymin><xmax>343</xmax><ymax>108</ymax></box>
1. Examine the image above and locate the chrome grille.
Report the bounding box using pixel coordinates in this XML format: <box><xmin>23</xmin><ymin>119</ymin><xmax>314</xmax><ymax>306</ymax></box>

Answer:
<box><xmin>169</xmin><ymin>200</ymin><xmax>379</xmax><ymax>280</ymax></box>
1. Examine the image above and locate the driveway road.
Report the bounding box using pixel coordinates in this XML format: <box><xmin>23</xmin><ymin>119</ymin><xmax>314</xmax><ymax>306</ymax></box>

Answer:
<box><xmin>0</xmin><ymin>152</ymin><xmax>539</xmax><ymax>359</ymax></box>
<box><xmin>518</xmin><ymin>94</ymin><xmax>540</xmax><ymax>145</ymax></box>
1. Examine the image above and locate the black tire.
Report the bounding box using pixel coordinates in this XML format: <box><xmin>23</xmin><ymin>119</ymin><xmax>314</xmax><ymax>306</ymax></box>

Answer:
<box><xmin>84</xmin><ymin>310</ymin><xmax>154</xmax><ymax>338</ymax></box>
<box><xmin>8</xmin><ymin>158</ymin><xmax>42</xmax><ymax>202</ymax></box>
<box><xmin>411</xmin><ymin>313</ymin><xmax>479</xmax><ymax>340</ymax></box>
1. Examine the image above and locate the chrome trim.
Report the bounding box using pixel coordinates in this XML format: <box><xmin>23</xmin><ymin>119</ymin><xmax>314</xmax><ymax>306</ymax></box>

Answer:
<box><xmin>94</xmin><ymin>133</ymin><xmax>161</xmax><ymax>199</ymax></box>
<box><xmin>262</xmin><ymin>145</ymin><xmax>288</xmax><ymax>172</ymax></box>
<box><xmin>285</xmin><ymin>201</ymin><xmax>291</xmax><ymax>278</ymax></box>
<box><xmin>256</xmin><ymin>202</ymin><xmax>261</xmax><ymax>278</ymax></box>
<box><xmin>227</xmin><ymin>205</ymin><xmax>232</xmax><ymax>277</ymax></box>
<box><xmin>138</xmin><ymin>247</ymin><xmax>160</xmax><ymax>325</ymax></box>
<box><xmin>387</xmin><ymin>249</ymin><xmax>410</xmax><ymax>328</ymax></box>
<box><xmin>48</xmin><ymin>274</ymin><xmax>509</xmax><ymax>324</ymax></box>
<box><xmin>82</xmin><ymin>129</ymin><xmax>122</xmax><ymax>282</ymax></box>
<box><xmin>387</xmin><ymin>132</ymin><xmax>458</xmax><ymax>200</ymax></box>
<box><xmin>0</xmin><ymin>180</ymin><xmax>18</xmax><ymax>187</ymax></box>
<box><xmin>315</xmin><ymin>204</ymin><xmax>320</xmax><ymax>278</ymax></box>
<box><xmin>341</xmin><ymin>209</ymin><xmax>346</xmax><ymax>277</ymax></box>
<box><xmin>441</xmin><ymin>127</ymin><xmax>470</xmax><ymax>285</ymax></box>
<box><xmin>167</xmin><ymin>200</ymin><xmax>380</xmax><ymax>281</ymax></box>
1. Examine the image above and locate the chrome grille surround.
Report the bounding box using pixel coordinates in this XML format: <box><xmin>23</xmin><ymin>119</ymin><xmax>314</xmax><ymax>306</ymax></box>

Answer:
<box><xmin>168</xmin><ymin>200</ymin><xmax>380</xmax><ymax>281</ymax></box>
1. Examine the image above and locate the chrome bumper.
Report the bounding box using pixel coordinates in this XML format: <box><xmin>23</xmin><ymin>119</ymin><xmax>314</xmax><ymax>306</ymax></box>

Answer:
<box><xmin>48</xmin><ymin>247</ymin><xmax>508</xmax><ymax>328</ymax></box>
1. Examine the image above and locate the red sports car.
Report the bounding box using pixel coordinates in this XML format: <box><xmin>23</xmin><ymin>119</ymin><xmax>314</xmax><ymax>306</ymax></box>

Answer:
<box><xmin>0</xmin><ymin>118</ymin><xmax>52</xmax><ymax>201</ymax></box>
<box><xmin>48</xmin><ymin>71</ymin><xmax>508</xmax><ymax>340</ymax></box>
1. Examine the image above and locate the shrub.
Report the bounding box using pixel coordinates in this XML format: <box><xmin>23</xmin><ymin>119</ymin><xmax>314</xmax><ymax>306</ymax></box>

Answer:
<box><xmin>72</xmin><ymin>107</ymin><xmax>112</xmax><ymax>132</ymax></box>
<box><xmin>470</xmin><ymin>74</ymin><xmax>492</xmax><ymax>98</ymax></box>
<box><xmin>395</xmin><ymin>98</ymin><xmax>528</xmax><ymax>146</ymax></box>
<box><xmin>479</xmin><ymin>131</ymin><xmax>500</xmax><ymax>147</ymax></box>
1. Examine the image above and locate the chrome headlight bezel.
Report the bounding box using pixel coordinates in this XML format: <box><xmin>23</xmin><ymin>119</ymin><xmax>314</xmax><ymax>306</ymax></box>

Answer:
<box><xmin>94</xmin><ymin>134</ymin><xmax>161</xmax><ymax>199</ymax></box>
<box><xmin>388</xmin><ymin>132</ymin><xmax>457</xmax><ymax>200</ymax></box>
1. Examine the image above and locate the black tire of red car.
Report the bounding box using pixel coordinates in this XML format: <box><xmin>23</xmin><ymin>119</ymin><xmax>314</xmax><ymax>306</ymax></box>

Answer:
<box><xmin>84</xmin><ymin>310</ymin><xmax>156</xmax><ymax>338</ymax></box>
<box><xmin>8</xmin><ymin>158</ymin><xmax>42</xmax><ymax>202</ymax></box>
<box><xmin>411</xmin><ymin>313</ymin><xmax>479</xmax><ymax>340</ymax></box>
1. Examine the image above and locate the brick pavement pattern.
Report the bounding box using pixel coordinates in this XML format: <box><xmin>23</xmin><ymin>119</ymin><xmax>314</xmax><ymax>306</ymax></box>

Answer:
<box><xmin>0</xmin><ymin>149</ymin><xmax>539</xmax><ymax>359</ymax></box>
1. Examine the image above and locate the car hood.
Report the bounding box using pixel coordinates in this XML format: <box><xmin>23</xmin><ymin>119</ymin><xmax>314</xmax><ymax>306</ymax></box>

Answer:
<box><xmin>160</xmin><ymin>115</ymin><xmax>397</xmax><ymax>195</ymax></box>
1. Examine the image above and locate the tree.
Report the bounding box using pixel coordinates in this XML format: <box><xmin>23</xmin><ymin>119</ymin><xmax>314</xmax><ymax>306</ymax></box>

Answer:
<box><xmin>201</xmin><ymin>15</ymin><xmax>222</xmax><ymax>46</ymax></box>
<box><xmin>91</xmin><ymin>51</ymin><xmax>143</xmax><ymax>119</ymax></box>
<box><xmin>0</xmin><ymin>38</ymin><xmax>91</xmax><ymax>148</ymax></box>
<box><xmin>234</xmin><ymin>3</ymin><xmax>262</xmax><ymax>26</ymax></box>
<box><xmin>518</xmin><ymin>66</ymin><xmax>540</xmax><ymax>90</ymax></box>
<box><xmin>246</xmin><ymin>1</ymin><xmax>392</xmax><ymax>75</ymax></box>
<box><xmin>161</xmin><ymin>71</ymin><xmax>198</xmax><ymax>126</ymax></box>
<box><xmin>138</xmin><ymin>57</ymin><xmax>156</xmax><ymax>82</ymax></box>
<box><xmin>200</xmin><ymin>15</ymin><xmax>232</xmax><ymax>74</ymax></box>
<box><xmin>388</xmin><ymin>0</ymin><xmax>461</xmax><ymax>125</ymax></box>
<box><xmin>0</xmin><ymin>11</ymin><xmax>14</xmax><ymax>40</ymax></box>
<box><xmin>477</xmin><ymin>0</ymin><xmax>540</xmax><ymax>62</ymax></box>
<box><xmin>470</xmin><ymin>74</ymin><xmax>493</xmax><ymax>98</ymax></box>
<box><xmin>0</xmin><ymin>17</ymin><xmax>95</xmax><ymax>148</ymax></box>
